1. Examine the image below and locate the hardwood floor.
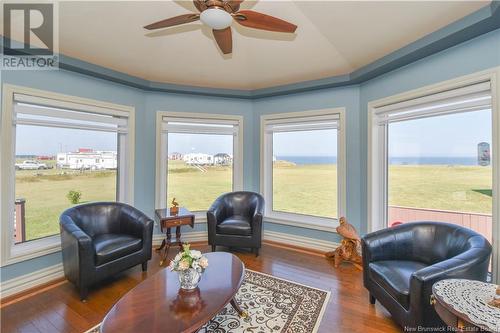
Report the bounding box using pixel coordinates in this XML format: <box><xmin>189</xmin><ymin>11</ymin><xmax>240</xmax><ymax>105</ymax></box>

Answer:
<box><xmin>0</xmin><ymin>244</ymin><xmax>401</xmax><ymax>333</ymax></box>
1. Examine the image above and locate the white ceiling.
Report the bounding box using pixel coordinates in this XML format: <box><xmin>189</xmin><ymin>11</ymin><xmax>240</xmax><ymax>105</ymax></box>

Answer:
<box><xmin>5</xmin><ymin>1</ymin><xmax>491</xmax><ymax>90</ymax></box>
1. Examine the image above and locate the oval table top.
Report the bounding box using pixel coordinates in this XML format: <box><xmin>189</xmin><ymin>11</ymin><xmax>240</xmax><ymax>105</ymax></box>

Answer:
<box><xmin>101</xmin><ymin>252</ymin><xmax>245</xmax><ymax>333</ymax></box>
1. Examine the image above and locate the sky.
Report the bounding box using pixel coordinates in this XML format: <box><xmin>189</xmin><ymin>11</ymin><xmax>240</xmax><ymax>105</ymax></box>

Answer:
<box><xmin>388</xmin><ymin>109</ymin><xmax>492</xmax><ymax>158</ymax></box>
<box><xmin>15</xmin><ymin>108</ymin><xmax>492</xmax><ymax>158</ymax></box>
<box><xmin>16</xmin><ymin>125</ymin><xmax>117</xmax><ymax>156</ymax></box>
<box><xmin>168</xmin><ymin>133</ymin><xmax>233</xmax><ymax>155</ymax></box>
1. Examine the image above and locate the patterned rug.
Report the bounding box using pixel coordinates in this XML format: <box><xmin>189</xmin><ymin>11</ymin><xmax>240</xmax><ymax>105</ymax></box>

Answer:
<box><xmin>86</xmin><ymin>270</ymin><xmax>330</xmax><ymax>333</ymax></box>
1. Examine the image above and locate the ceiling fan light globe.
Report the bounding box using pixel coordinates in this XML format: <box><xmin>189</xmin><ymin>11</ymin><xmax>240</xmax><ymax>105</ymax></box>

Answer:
<box><xmin>200</xmin><ymin>8</ymin><xmax>233</xmax><ymax>30</ymax></box>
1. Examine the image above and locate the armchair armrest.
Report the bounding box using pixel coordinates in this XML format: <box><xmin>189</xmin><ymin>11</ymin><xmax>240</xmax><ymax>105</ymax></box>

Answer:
<box><xmin>207</xmin><ymin>198</ymin><xmax>226</xmax><ymax>226</ymax></box>
<box><xmin>120</xmin><ymin>204</ymin><xmax>154</xmax><ymax>239</ymax></box>
<box><xmin>251</xmin><ymin>196</ymin><xmax>265</xmax><ymax>229</ymax></box>
<box><xmin>207</xmin><ymin>198</ymin><xmax>226</xmax><ymax>245</ymax></box>
<box><xmin>361</xmin><ymin>228</ymin><xmax>402</xmax><ymax>264</ymax></box>
<box><xmin>119</xmin><ymin>204</ymin><xmax>154</xmax><ymax>258</ymax></box>
<box><xmin>409</xmin><ymin>247</ymin><xmax>491</xmax><ymax>310</ymax></box>
<box><xmin>60</xmin><ymin>215</ymin><xmax>94</xmax><ymax>285</ymax></box>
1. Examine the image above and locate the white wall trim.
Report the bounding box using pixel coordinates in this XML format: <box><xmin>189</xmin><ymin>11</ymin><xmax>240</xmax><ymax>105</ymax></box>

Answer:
<box><xmin>367</xmin><ymin>66</ymin><xmax>500</xmax><ymax>283</ymax></box>
<box><xmin>0</xmin><ymin>263</ymin><xmax>64</xmax><ymax>299</ymax></box>
<box><xmin>260</xmin><ymin>108</ymin><xmax>346</xmax><ymax>230</ymax></box>
<box><xmin>263</xmin><ymin>230</ymin><xmax>339</xmax><ymax>253</ymax></box>
<box><xmin>1</xmin><ymin>84</ymin><xmax>136</xmax><ymax>267</ymax></box>
<box><xmin>155</xmin><ymin>111</ymin><xmax>244</xmax><ymax>213</ymax></box>
<box><xmin>152</xmin><ymin>231</ymin><xmax>208</xmax><ymax>246</ymax></box>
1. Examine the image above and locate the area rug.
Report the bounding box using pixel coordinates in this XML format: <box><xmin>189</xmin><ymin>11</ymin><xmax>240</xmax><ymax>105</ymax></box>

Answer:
<box><xmin>85</xmin><ymin>269</ymin><xmax>330</xmax><ymax>333</ymax></box>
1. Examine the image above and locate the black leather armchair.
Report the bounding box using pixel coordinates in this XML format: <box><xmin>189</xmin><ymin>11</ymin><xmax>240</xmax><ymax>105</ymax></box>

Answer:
<box><xmin>207</xmin><ymin>192</ymin><xmax>265</xmax><ymax>256</ymax></box>
<box><xmin>362</xmin><ymin>222</ymin><xmax>491</xmax><ymax>329</ymax></box>
<box><xmin>60</xmin><ymin>202</ymin><xmax>154</xmax><ymax>300</ymax></box>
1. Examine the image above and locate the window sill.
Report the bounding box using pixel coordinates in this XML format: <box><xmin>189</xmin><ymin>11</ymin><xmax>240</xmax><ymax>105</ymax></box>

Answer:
<box><xmin>264</xmin><ymin>213</ymin><xmax>339</xmax><ymax>232</ymax></box>
<box><xmin>2</xmin><ymin>236</ymin><xmax>61</xmax><ymax>267</ymax></box>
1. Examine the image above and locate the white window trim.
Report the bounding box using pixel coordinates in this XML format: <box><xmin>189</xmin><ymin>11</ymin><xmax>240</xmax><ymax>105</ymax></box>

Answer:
<box><xmin>260</xmin><ymin>108</ymin><xmax>347</xmax><ymax>232</ymax></box>
<box><xmin>0</xmin><ymin>84</ymin><xmax>135</xmax><ymax>266</ymax></box>
<box><xmin>367</xmin><ymin>67</ymin><xmax>500</xmax><ymax>283</ymax></box>
<box><xmin>155</xmin><ymin>111</ymin><xmax>244</xmax><ymax>222</ymax></box>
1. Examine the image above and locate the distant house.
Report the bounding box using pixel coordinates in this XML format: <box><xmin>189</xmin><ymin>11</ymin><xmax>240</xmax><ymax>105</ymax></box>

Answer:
<box><xmin>56</xmin><ymin>149</ymin><xmax>117</xmax><ymax>170</ymax></box>
<box><xmin>183</xmin><ymin>153</ymin><xmax>213</xmax><ymax>165</ymax></box>
<box><xmin>168</xmin><ymin>152</ymin><xmax>183</xmax><ymax>160</ymax></box>
<box><xmin>214</xmin><ymin>153</ymin><xmax>232</xmax><ymax>165</ymax></box>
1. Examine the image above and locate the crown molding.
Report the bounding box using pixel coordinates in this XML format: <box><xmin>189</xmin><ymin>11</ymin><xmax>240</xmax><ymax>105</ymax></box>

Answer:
<box><xmin>2</xmin><ymin>2</ymin><xmax>499</xmax><ymax>99</ymax></box>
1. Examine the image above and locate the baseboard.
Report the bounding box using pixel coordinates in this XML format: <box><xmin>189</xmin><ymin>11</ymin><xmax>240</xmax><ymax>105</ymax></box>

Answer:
<box><xmin>263</xmin><ymin>230</ymin><xmax>339</xmax><ymax>254</ymax></box>
<box><xmin>0</xmin><ymin>263</ymin><xmax>65</xmax><ymax>299</ymax></box>
<box><xmin>152</xmin><ymin>231</ymin><xmax>208</xmax><ymax>246</ymax></box>
<box><xmin>0</xmin><ymin>230</ymin><xmax>338</xmax><ymax>302</ymax></box>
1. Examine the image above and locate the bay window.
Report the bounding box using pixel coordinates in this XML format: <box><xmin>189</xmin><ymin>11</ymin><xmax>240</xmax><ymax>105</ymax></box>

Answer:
<box><xmin>156</xmin><ymin>112</ymin><xmax>243</xmax><ymax>217</ymax></box>
<box><xmin>261</xmin><ymin>109</ymin><xmax>346</xmax><ymax>230</ymax></box>
<box><xmin>1</xmin><ymin>85</ymin><xmax>134</xmax><ymax>265</ymax></box>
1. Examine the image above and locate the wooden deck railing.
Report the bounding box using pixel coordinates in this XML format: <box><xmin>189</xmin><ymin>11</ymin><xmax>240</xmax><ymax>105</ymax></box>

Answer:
<box><xmin>388</xmin><ymin>205</ymin><xmax>492</xmax><ymax>243</ymax></box>
<box><xmin>14</xmin><ymin>198</ymin><xmax>26</xmax><ymax>244</ymax></box>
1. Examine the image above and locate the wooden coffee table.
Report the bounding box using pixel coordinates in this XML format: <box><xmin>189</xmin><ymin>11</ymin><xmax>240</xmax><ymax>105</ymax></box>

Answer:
<box><xmin>100</xmin><ymin>252</ymin><xmax>246</xmax><ymax>333</ymax></box>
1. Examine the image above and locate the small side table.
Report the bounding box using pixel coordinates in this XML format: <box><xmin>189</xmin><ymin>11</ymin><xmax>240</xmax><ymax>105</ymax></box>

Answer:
<box><xmin>155</xmin><ymin>207</ymin><xmax>195</xmax><ymax>266</ymax></box>
<box><xmin>431</xmin><ymin>279</ymin><xmax>500</xmax><ymax>332</ymax></box>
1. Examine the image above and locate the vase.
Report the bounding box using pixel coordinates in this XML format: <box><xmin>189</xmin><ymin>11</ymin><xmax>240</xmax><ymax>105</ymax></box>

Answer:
<box><xmin>178</xmin><ymin>268</ymin><xmax>202</xmax><ymax>290</ymax></box>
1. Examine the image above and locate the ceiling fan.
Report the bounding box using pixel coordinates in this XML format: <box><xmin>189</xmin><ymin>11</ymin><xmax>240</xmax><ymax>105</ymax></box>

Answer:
<box><xmin>144</xmin><ymin>0</ymin><xmax>297</xmax><ymax>54</ymax></box>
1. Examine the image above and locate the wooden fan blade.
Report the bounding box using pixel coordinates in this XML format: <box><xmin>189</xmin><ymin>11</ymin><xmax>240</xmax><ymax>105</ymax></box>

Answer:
<box><xmin>234</xmin><ymin>10</ymin><xmax>297</xmax><ymax>33</ymax></box>
<box><xmin>193</xmin><ymin>0</ymin><xmax>207</xmax><ymax>12</ymax></box>
<box><xmin>144</xmin><ymin>14</ymin><xmax>199</xmax><ymax>30</ymax></box>
<box><xmin>227</xmin><ymin>0</ymin><xmax>244</xmax><ymax>13</ymax></box>
<box><xmin>212</xmin><ymin>28</ymin><xmax>232</xmax><ymax>54</ymax></box>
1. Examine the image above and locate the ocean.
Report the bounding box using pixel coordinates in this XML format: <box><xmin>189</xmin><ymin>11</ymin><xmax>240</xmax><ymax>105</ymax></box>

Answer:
<box><xmin>276</xmin><ymin>156</ymin><xmax>481</xmax><ymax>166</ymax></box>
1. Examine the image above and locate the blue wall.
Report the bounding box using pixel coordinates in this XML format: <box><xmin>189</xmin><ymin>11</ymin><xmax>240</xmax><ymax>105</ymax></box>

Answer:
<box><xmin>1</xmin><ymin>28</ymin><xmax>499</xmax><ymax>282</ymax></box>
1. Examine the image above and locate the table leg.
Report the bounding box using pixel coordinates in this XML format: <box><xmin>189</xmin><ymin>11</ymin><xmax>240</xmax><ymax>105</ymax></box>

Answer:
<box><xmin>156</xmin><ymin>238</ymin><xmax>166</xmax><ymax>252</ymax></box>
<box><xmin>176</xmin><ymin>226</ymin><xmax>182</xmax><ymax>249</ymax></box>
<box><xmin>160</xmin><ymin>228</ymin><xmax>172</xmax><ymax>266</ymax></box>
<box><xmin>230</xmin><ymin>298</ymin><xmax>248</xmax><ymax>318</ymax></box>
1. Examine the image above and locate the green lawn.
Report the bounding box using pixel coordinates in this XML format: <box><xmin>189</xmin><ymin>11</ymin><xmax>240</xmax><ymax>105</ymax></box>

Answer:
<box><xmin>388</xmin><ymin>165</ymin><xmax>492</xmax><ymax>214</ymax></box>
<box><xmin>14</xmin><ymin>160</ymin><xmax>492</xmax><ymax>242</ymax></box>
<box><xmin>167</xmin><ymin>160</ymin><xmax>232</xmax><ymax>211</ymax></box>
<box><xmin>16</xmin><ymin>166</ymin><xmax>116</xmax><ymax>241</ymax></box>
<box><xmin>273</xmin><ymin>162</ymin><xmax>338</xmax><ymax>218</ymax></box>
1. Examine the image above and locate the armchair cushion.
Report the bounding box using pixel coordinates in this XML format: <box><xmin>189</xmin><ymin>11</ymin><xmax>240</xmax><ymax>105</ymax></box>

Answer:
<box><xmin>216</xmin><ymin>216</ymin><xmax>252</xmax><ymax>236</ymax></box>
<box><xmin>94</xmin><ymin>234</ymin><xmax>142</xmax><ymax>266</ymax></box>
<box><xmin>369</xmin><ymin>260</ymin><xmax>427</xmax><ymax>310</ymax></box>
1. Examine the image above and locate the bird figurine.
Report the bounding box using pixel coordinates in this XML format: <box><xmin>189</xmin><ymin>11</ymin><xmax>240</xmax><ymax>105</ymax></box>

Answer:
<box><xmin>170</xmin><ymin>197</ymin><xmax>180</xmax><ymax>215</ymax></box>
<box><xmin>325</xmin><ymin>217</ymin><xmax>363</xmax><ymax>270</ymax></box>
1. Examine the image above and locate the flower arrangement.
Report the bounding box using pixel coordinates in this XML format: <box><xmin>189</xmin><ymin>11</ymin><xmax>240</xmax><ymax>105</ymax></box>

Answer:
<box><xmin>169</xmin><ymin>243</ymin><xmax>209</xmax><ymax>273</ymax></box>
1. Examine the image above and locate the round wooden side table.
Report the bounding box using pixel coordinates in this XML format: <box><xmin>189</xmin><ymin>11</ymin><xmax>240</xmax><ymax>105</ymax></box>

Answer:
<box><xmin>431</xmin><ymin>279</ymin><xmax>500</xmax><ymax>332</ymax></box>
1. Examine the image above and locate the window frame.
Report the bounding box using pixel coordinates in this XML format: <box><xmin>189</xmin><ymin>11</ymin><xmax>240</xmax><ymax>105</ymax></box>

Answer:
<box><xmin>260</xmin><ymin>108</ymin><xmax>346</xmax><ymax>231</ymax></box>
<box><xmin>0</xmin><ymin>84</ymin><xmax>135</xmax><ymax>266</ymax></box>
<box><xmin>367</xmin><ymin>67</ymin><xmax>500</xmax><ymax>283</ymax></box>
<box><xmin>155</xmin><ymin>111</ymin><xmax>244</xmax><ymax>222</ymax></box>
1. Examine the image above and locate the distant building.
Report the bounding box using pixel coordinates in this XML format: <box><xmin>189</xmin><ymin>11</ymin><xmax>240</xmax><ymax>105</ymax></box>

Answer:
<box><xmin>214</xmin><ymin>153</ymin><xmax>232</xmax><ymax>165</ymax></box>
<box><xmin>36</xmin><ymin>155</ymin><xmax>54</xmax><ymax>160</ymax></box>
<box><xmin>478</xmin><ymin>142</ymin><xmax>490</xmax><ymax>166</ymax></box>
<box><xmin>56</xmin><ymin>149</ymin><xmax>117</xmax><ymax>170</ymax></box>
<box><xmin>168</xmin><ymin>152</ymin><xmax>183</xmax><ymax>160</ymax></box>
<box><xmin>183</xmin><ymin>153</ymin><xmax>213</xmax><ymax>165</ymax></box>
